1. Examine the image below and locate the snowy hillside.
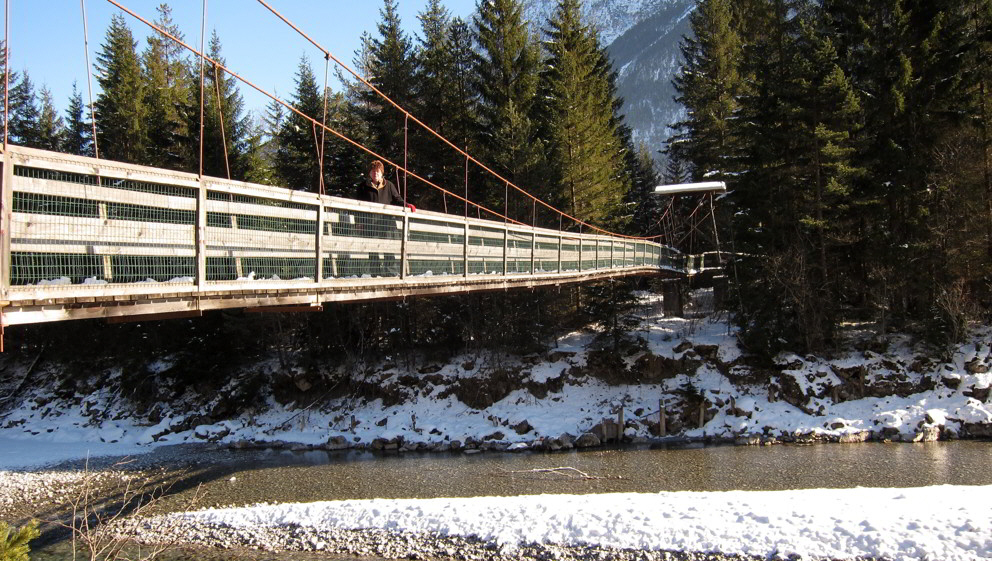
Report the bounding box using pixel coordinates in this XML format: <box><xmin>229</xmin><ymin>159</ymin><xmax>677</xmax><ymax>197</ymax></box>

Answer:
<box><xmin>524</xmin><ymin>0</ymin><xmax>693</xmax><ymax>158</ymax></box>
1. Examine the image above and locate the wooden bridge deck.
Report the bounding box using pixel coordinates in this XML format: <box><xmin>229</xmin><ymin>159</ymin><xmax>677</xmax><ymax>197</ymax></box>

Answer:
<box><xmin>0</xmin><ymin>145</ymin><xmax>685</xmax><ymax>326</ymax></box>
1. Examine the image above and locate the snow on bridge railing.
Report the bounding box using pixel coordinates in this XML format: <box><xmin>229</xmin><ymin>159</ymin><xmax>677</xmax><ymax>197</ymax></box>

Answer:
<box><xmin>0</xmin><ymin>145</ymin><xmax>682</xmax><ymax>306</ymax></box>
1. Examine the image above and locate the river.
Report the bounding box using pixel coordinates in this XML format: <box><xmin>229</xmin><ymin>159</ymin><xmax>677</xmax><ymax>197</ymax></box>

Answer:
<box><xmin>29</xmin><ymin>441</ymin><xmax>992</xmax><ymax>560</ymax></box>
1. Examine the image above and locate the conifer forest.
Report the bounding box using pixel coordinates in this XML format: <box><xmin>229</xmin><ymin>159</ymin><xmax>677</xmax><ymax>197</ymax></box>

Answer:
<box><xmin>2</xmin><ymin>0</ymin><xmax>991</xmax><ymax>361</ymax></box>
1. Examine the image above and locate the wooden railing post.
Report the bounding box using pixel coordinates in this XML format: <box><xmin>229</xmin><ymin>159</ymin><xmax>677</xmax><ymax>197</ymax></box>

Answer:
<box><xmin>503</xmin><ymin>226</ymin><xmax>509</xmax><ymax>275</ymax></box>
<box><xmin>401</xmin><ymin>211</ymin><xmax>409</xmax><ymax>279</ymax></box>
<box><xmin>578</xmin><ymin>229</ymin><xmax>583</xmax><ymax>272</ymax></box>
<box><xmin>463</xmin><ymin>220</ymin><xmax>469</xmax><ymax>278</ymax></box>
<box><xmin>0</xmin><ymin>149</ymin><xmax>13</xmax><ymax>301</ymax></box>
<box><xmin>610</xmin><ymin>237</ymin><xmax>615</xmax><ymax>271</ymax></box>
<box><xmin>531</xmin><ymin>230</ymin><xmax>536</xmax><ymax>274</ymax></box>
<box><xmin>595</xmin><ymin>236</ymin><xmax>599</xmax><ymax>270</ymax></box>
<box><xmin>315</xmin><ymin>202</ymin><xmax>325</xmax><ymax>284</ymax></box>
<box><xmin>557</xmin><ymin>234</ymin><xmax>562</xmax><ymax>274</ymax></box>
<box><xmin>195</xmin><ymin>177</ymin><xmax>207</xmax><ymax>289</ymax></box>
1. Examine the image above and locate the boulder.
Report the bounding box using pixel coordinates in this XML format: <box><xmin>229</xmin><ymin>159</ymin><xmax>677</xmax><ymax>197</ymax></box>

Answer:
<box><xmin>838</xmin><ymin>431</ymin><xmax>871</xmax><ymax>444</ymax></box>
<box><xmin>965</xmin><ymin>359</ymin><xmax>989</xmax><ymax>374</ymax></box>
<box><xmin>574</xmin><ymin>432</ymin><xmax>601</xmax><ymax>448</ymax></box>
<box><xmin>912</xmin><ymin>426</ymin><xmax>941</xmax><ymax>442</ymax></box>
<box><xmin>961</xmin><ymin>422</ymin><xmax>992</xmax><ymax>438</ymax></box>
<box><xmin>511</xmin><ymin>420</ymin><xmax>533</xmax><ymax>435</ymax></box>
<box><xmin>326</xmin><ymin>435</ymin><xmax>350</xmax><ymax>450</ymax></box>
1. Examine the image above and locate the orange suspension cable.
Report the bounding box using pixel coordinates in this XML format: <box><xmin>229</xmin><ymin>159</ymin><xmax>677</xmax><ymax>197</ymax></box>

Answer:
<box><xmin>253</xmin><ymin>0</ymin><xmax>657</xmax><ymax>241</ymax></box>
<box><xmin>318</xmin><ymin>54</ymin><xmax>330</xmax><ymax>196</ymax></box>
<box><xmin>3</xmin><ymin>0</ymin><xmax>9</xmax><ymax>149</ymax></box>
<box><xmin>79</xmin><ymin>0</ymin><xmax>100</xmax><ymax>158</ymax></box>
<box><xmin>212</xmin><ymin>62</ymin><xmax>231</xmax><ymax>180</ymax></box>
<box><xmin>105</xmin><ymin>0</ymin><xmax>527</xmax><ymax>227</ymax></box>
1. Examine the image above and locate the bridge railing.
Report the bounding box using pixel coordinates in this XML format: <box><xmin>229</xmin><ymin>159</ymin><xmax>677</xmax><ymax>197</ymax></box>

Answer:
<box><xmin>0</xmin><ymin>145</ymin><xmax>682</xmax><ymax>305</ymax></box>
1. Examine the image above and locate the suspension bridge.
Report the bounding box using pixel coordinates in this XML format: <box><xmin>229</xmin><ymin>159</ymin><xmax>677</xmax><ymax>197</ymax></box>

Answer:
<box><xmin>0</xmin><ymin>1</ymin><xmax>726</xmax><ymax>332</ymax></box>
<box><xmin>0</xmin><ymin>144</ymin><xmax>690</xmax><ymax>328</ymax></box>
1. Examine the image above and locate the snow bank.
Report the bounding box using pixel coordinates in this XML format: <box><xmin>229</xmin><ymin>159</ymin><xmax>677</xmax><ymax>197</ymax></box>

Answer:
<box><xmin>170</xmin><ymin>485</ymin><xmax>992</xmax><ymax>560</ymax></box>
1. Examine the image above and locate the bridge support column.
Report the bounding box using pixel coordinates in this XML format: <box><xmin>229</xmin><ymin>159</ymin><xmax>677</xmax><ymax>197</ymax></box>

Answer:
<box><xmin>661</xmin><ymin>279</ymin><xmax>685</xmax><ymax>318</ymax></box>
<box><xmin>712</xmin><ymin>275</ymin><xmax>728</xmax><ymax>311</ymax></box>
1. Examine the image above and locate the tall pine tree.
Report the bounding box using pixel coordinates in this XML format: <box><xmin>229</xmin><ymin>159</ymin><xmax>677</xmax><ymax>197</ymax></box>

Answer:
<box><xmin>7</xmin><ymin>70</ymin><xmax>40</xmax><ymax>147</ymax></box>
<box><xmin>63</xmin><ymin>82</ymin><xmax>93</xmax><ymax>156</ymax></box>
<box><xmin>539</xmin><ymin>0</ymin><xmax>628</xmax><ymax>226</ymax></box>
<box><xmin>360</xmin><ymin>0</ymin><xmax>417</xmax><ymax>185</ymax></box>
<box><xmin>94</xmin><ymin>14</ymin><xmax>147</xmax><ymax>163</ymax></box>
<box><xmin>142</xmin><ymin>4</ymin><xmax>193</xmax><ymax>170</ymax></box>
<box><xmin>275</xmin><ymin>56</ymin><xmax>324</xmax><ymax>192</ymax></box>
<box><xmin>472</xmin><ymin>0</ymin><xmax>544</xmax><ymax>215</ymax></box>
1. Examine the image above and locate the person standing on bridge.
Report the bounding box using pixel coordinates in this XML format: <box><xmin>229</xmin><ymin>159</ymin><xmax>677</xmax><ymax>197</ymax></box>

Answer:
<box><xmin>357</xmin><ymin>160</ymin><xmax>415</xmax><ymax>211</ymax></box>
<box><xmin>354</xmin><ymin>160</ymin><xmax>414</xmax><ymax>277</ymax></box>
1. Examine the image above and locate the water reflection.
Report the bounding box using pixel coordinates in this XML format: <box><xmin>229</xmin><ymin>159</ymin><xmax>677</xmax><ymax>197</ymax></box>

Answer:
<box><xmin>157</xmin><ymin>441</ymin><xmax>992</xmax><ymax>512</ymax></box>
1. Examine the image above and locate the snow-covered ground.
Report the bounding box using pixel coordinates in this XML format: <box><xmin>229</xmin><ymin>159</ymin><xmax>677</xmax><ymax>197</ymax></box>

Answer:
<box><xmin>157</xmin><ymin>485</ymin><xmax>991</xmax><ymax>560</ymax></box>
<box><xmin>2</xmin><ymin>293</ymin><xmax>990</xmax><ymax>471</ymax></box>
<box><xmin>2</xmin><ymin>291</ymin><xmax>991</xmax><ymax>559</ymax></box>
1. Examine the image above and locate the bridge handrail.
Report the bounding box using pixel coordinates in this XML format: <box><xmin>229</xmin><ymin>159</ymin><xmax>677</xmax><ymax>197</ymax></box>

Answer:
<box><xmin>0</xmin><ymin>145</ymin><xmax>683</xmax><ymax>305</ymax></box>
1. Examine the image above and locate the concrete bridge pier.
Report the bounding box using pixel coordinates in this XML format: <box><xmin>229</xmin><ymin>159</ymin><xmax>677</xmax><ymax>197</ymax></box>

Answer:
<box><xmin>660</xmin><ymin>279</ymin><xmax>686</xmax><ymax>318</ymax></box>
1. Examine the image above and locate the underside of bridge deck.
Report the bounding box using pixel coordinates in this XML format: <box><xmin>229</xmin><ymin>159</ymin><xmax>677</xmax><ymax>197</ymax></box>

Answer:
<box><xmin>0</xmin><ymin>267</ymin><xmax>675</xmax><ymax>326</ymax></box>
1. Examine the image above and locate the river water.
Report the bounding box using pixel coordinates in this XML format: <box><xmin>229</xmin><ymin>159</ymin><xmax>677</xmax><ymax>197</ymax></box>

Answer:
<box><xmin>154</xmin><ymin>440</ymin><xmax>992</xmax><ymax>507</ymax></box>
<box><xmin>30</xmin><ymin>441</ymin><xmax>992</xmax><ymax>560</ymax></box>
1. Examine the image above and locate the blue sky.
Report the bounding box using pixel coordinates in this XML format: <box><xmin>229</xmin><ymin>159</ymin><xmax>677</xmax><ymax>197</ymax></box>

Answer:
<box><xmin>2</xmin><ymin>0</ymin><xmax>477</xmax><ymax>118</ymax></box>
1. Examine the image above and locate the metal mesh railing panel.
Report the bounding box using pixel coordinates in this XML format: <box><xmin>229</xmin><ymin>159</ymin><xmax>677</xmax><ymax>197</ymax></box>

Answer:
<box><xmin>534</xmin><ymin>235</ymin><xmax>559</xmax><ymax>273</ymax></box>
<box><xmin>506</xmin><ymin>231</ymin><xmax>532</xmax><ymax>274</ymax></box>
<box><xmin>10</xmin><ymin>167</ymin><xmax>197</xmax><ymax>286</ymax></box>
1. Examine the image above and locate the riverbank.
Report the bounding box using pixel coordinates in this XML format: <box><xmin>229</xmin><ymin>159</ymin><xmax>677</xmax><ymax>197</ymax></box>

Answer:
<box><xmin>1</xmin><ymin>292</ymin><xmax>990</xmax><ymax>471</ymax></box>
<box><xmin>5</xmin><ymin>442</ymin><xmax>992</xmax><ymax>561</ymax></box>
<box><xmin>110</xmin><ymin>484</ymin><xmax>992</xmax><ymax>560</ymax></box>
<box><xmin>2</xmin><ymin>290</ymin><xmax>991</xmax><ymax>559</ymax></box>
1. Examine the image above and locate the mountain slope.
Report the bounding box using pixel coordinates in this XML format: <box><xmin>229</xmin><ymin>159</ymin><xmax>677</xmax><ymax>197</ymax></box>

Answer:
<box><xmin>523</xmin><ymin>0</ymin><xmax>693</xmax><ymax>160</ymax></box>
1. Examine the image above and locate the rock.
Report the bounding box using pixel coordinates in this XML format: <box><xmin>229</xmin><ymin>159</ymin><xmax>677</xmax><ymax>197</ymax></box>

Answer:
<box><xmin>838</xmin><ymin>431</ymin><xmax>871</xmax><ymax>444</ymax></box>
<box><xmin>912</xmin><ymin>426</ymin><xmax>941</xmax><ymax>442</ymax></box>
<box><xmin>961</xmin><ymin>422</ymin><xmax>992</xmax><ymax>438</ymax></box>
<box><xmin>511</xmin><ymin>420</ymin><xmax>533</xmax><ymax>435</ymax></box>
<box><xmin>326</xmin><ymin>435</ymin><xmax>350</xmax><ymax>450</ymax></box>
<box><xmin>735</xmin><ymin>435</ymin><xmax>762</xmax><ymax>446</ymax></box>
<box><xmin>673</xmin><ymin>340</ymin><xmax>693</xmax><ymax>354</ymax></box>
<box><xmin>449</xmin><ymin>440</ymin><xmax>462</xmax><ymax>451</ymax></box>
<box><xmin>965</xmin><ymin>359</ymin><xmax>989</xmax><ymax>374</ymax></box>
<box><xmin>693</xmin><ymin>344</ymin><xmax>720</xmax><ymax>361</ymax></box>
<box><xmin>574</xmin><ymin>432</ymin><xmax>601</xmax><ymax>448</ymax></box>
<box><xmin>964</xmin><ymin>386</ymin><xmax>991</xmax><ymax>402</ymax></box>
<box><xmin>879</xmin><ymin>427</ymin><xmax>901</xmax><ymax>440</ymax></box>
<box><xmin>547</xmin><ymin>438</ymin><xmax>563</xmax><ymax>451</ymax></box>
<box><xmin>829</xmin><ymin>422</ymin><xmax>846</xmax><ymax>430</ymax></box>
<box><xmin>482</xmin><ymin>431</ymin><xmax>505</xmax><ymax>441</ymax></box>
<box><xmin>942</xmin><ymin>374</ymin><xmax>962</xmax><ymax>389</ymax></box>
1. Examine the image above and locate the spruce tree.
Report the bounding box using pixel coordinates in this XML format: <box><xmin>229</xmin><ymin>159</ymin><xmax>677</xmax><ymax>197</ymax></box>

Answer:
<box><xmin>63</xmin><ymin>82</ymin><xmax>93</xmax><ymax>156</ymax></box>
<box><xmin>200</xmin><ymin>31</ymin><xmax>250</xmax><ymax>180</ymax></box>
<box><xmin>7</xmin><ymin>70</ymin><xmax>39</xmax><ymax>147</ymax></box>
<box><xmin>94</xmin><ymin>13</ymin><xmax>147</xmax><ymax>163</ymax></box>
<box><xmin>411</xmin><ymin>0</ymin><xmax>455</xmax><ymax>210</ymax></box>
<box><xmin>361</xmin><ymin>0</ymin><xmax>416</xmax><ymax>182</ymax></box>
<box><xmin>142</xmin><ymin>4</ymin><xmax>193</xmax><ymax>170</ymax></box>
<box><xmin>0</xmin><ymin>40</ymin><xmax>15</xmax><ymax>141</ymax></box>
<box><xmin>472</xmin><ymin>0</ymin><xmax>544</xmax><ymax>215</ymax></box>
<box><xmin>672</xmin><ymin>0</ymin><xmax>743</xmax><ymax>183</ymax></box>
<box><xmin>539</xmin><ymin>0</ymin><xmax>628</xmax><ymax>226</ymax></box>
<box><xmin>275</xmin><ymin>55</ymin><xmax>324</xmax><ymax>192</ymax></box>
<box><xmin>35</xmin><ymin>86</ymin><xmax>64</xmax><ymax>151</ymax></box>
